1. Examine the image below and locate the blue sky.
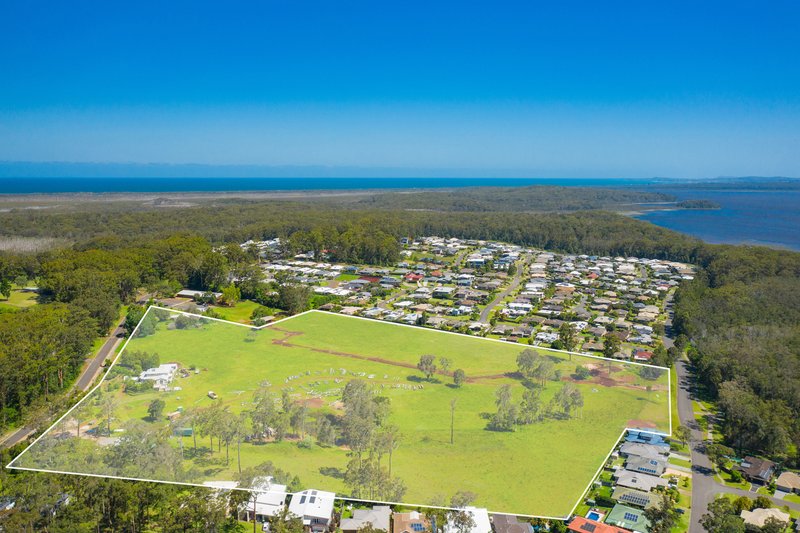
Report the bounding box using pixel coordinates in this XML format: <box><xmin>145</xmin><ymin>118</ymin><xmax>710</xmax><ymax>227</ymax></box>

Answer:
<box><xmin>1</xmin><ymin>1</ymin><xmax>799</xmax><ymax>178</ymax></box>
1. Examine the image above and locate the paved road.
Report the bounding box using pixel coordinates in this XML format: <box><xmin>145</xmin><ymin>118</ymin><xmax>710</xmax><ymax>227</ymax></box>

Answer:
<box><xmin>74</xmin><ymin>322</ymin><xmax>125</xmax><ymax>391</ymax></box>
<box><xmin>1</xmin><ymin>320</ymin><xmax>125</xmax><ymax>450</ymax></box>
<box><xmin>479</xmin><ymin>256</ymin><xmax>528</xmax><ymax>323</ymax></box>
<box><xmin>676</xmin><ymin>356</ymin><xmax>799</xmax><ymax>531</ymax></box>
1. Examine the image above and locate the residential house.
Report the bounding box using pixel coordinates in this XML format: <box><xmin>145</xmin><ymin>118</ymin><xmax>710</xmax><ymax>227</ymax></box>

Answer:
<box><xmin>740</xmin><ymin>508</ymin><xmax>790</xmax><ymax>529</ymax></box>
<box><xmin>604</xmin><ymin>504</ymin><xmax>650</xmax><ymax>533</ymax></box>
<box><xmin>613</xmin><ymin>470</ymin><xmax>667</xmax><ymax>492</ymax></box>
<box><xmin>491</xmin><ymin>514</ymin><xmax>533</xmax><ymax>533</ymax></box>
<box><xmin>392</xmin><ymin>511</ymin><xmax>430</xmax><ymax>533</ymax></box>
<box><xmin>777</xmin><ymin>471</ymin><xmax>800</xmax><ymax>494</ymax></box>
<box><xmin>238</xmin><ymin>477</ymin><xmax>288</xmax><ymax>523</ymax></box>
<box><xmin>340</xmin><ymin>506</ymin><xmax>391</xmax><ymax>533</ymax></box>
<box><xmin>567</xmin><ymin>517</ymin><xmax>631</xmax><ymax>533</ymax></box>
<box><xmin>739</xmin><ymin>456</ymin><xmax>776</xmax><ymax>484</ymax></box>
<box><xmin>610</xmin><ymin>487</ymin><xmax>665</xmax><ymax>509</ymax></box>
<box><xmin>624</xmin><ymin>457</ymin><xmax>667</xmax><ymax>477</ymax></box>
<box><xmin>287</xmin><ymin>489</ymin><xmax>335</xmax><ymax>532</ymax></box>
<box><xmin>618</xmin><ymin>442</ymin><xmax>668</xmax><ymax>462</ymax></box>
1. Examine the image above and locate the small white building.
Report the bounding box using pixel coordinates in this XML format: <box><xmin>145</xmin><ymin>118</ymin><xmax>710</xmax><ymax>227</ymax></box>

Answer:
<box><xmin>288</xmin><ymin>489</ymin><xmax>335</xmax><ymax>532</ymax></box>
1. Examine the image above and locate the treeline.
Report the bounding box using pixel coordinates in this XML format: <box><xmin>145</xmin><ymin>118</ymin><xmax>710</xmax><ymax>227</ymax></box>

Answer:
<box><xmin>0</xmin><ymin>445</ymin><xmax>272</xmax><ymax>532</ymax></box>
<box><xmin>0</xmin><ymin>202</ymin><xmax>709</xmax><ymax>262</ymax></box>
<box><xmin>674</xmin><ymin>245</ymin><xmax>800</xmax><ymax>459</ymax></box>
<box><xmin>354</xmin><ymin>185</ymin><xmax>674</xmax><ymax>212</ymax></box>
<box><xmin>0</xmin><ymin>305</ymin><xmax>96</xmax><ymax>429</ymax></box>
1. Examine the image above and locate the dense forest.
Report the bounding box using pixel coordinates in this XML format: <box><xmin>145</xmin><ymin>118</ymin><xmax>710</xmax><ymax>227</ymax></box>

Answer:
<box><xmin>673</xmin><ymin>246</ymin><xmax>800</xmax><ymax>459</ymax></box>
<box><xmin>1</xmin><ymin>190</ymin><xmax>800</xmax><ymax>527</ymax></box>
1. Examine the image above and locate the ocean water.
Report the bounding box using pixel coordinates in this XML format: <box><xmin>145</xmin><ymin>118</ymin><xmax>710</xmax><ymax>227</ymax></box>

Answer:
<box><xmin>635</xmin><ymin>189</ymin><xmax>800</xmax><ymax>251</ymax></box>
<box><xmin>0</xmin><ymin>177</ymin><xmax>657</xmax><ymax>194</ymax></box>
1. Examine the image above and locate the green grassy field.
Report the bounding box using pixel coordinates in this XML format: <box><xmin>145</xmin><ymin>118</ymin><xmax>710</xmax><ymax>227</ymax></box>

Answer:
<box><xmin>0</xmin><ymin>286</ymin><xmax>39</xmax><ymax>310</ymax></box>
<box><xmin>17</xmin><ymin>309</ymin><xmax>669</xmax><ymax>517</ymax></box>
<box><xmin>211</xmin><ymin>300</ymin><xmax>266</xmax><ymax>323</ymax></box>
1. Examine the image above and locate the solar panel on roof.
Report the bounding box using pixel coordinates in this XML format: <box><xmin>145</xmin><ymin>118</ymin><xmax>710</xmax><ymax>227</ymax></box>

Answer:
<box><xmin>411</xmin><ymin>523</ymin><xmax>425</xmax><ymax>532</ymax></box>
<box><xmin>309</xmin><ymin>496</ymin><xmax>316</xmax><ymax>503</ymax></box>
<box><xmin>300</xmin><ymin>496</ymin><xmax>306</xmax><ymax>504</ymax></box>
<box><xmin>580</xmin><ymin>524</ymin><xmax>596</xmax><ymax>532</ymax></box>
<box><xmin>623</xmin><ymin>512</ymin><xmax>639</xmax><ymax>522</ymax></box>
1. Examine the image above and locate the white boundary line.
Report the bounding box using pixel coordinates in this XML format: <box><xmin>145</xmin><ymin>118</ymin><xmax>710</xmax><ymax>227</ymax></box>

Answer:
<box><xmin>6</xmin><ymin>305</ymin><xmax>672</xmax><ymax>520</ymax></box>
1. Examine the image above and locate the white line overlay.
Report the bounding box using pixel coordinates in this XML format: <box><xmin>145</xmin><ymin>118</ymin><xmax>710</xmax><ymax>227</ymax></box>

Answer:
<box><xmin>6</xmin><ymin>305</ymin><xmax>673</xmax><ymax>520</ymax></box>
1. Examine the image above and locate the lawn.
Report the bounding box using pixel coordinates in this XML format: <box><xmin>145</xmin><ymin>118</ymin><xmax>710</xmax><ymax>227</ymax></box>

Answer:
<box><xmin>0</xmin><ymin>286</ymin><xmax>39</xmax><ymax>310</ymax></box>
<box><xmin>212</xmin><ymin>300</ymin><xmax>265</xmax><ymax>324</ymax></box>
<box><xmin>15</xmin><ymin>309</ymin><xmax>670</xmax><ymax>518</ymax></box>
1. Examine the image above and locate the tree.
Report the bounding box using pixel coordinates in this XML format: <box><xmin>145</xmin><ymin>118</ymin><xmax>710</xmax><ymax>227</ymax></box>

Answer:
<box><xmin>516</xmin><ymin>348</ymin><xmax>538</xmax><ymax>378</ymax></box>
<box><xmin>761</xmin><ymin>516</ymin><xmax>790</xmax><ymax>533</ymax></box>
<box><xmin>453</xmin><ymin>368</ymin><xmax>466</xmax><ymax>387</ymax></box>
<box><xmin>417</xmin><ymin>354</ymin><xmax>437</xmax><ymax>381</ymax></box>
<box><xmin>0</xmin><ymin>277</ymin><xmax>11</xmax><ymax>299</ymax></box>
<box><xmin>533</xmin><ymin>358</ymin><xmax>555</xmax><ymax>388</ymax></box>
<box><xmin>147</xmin><ymin>399</ymin><xmax>165</xmax><ymax>421</ymax></box>
<box><xmin>753</xmin><ymin>495</ymin><xmax>772</xmax><ymax>509</ymax></box>
<box><xmin>488</xmin><ymin>385</ymin><xmax>516</xmax><ymax>431</ymax></box>
<box><xmin>439</xmin><ymin>357</ymin><xmax>451</xmax><ymax>374</ymax></box>
<box><xmin>574</xmin><ymin>365</ymin><xmax>590</xmax><ymax>380</ymax></box>
<box><xmin>123</xmin><ymin>304</ymin><xmax>145</xmax><ymax>336</ymax></box>
<box><xmin>220</xmin><ymin>284</ymin><xmax>241</xmax><ymax>306</ymax></box>
<box><xmin>558</xmin><ymin>322</ymin><xmax>577</xmax><ymax>356</ymax></box>
<box><xmin>673</xmin><ymin>424</ymin><xmax>691</xmax><ymax>448</ymax></box>
<box><xmin>700</xmin><ymin>497</ymin><xmax>745</xmax><ymax>533</ymax></box>
<box><xmin>518</xmin><ymin>387</ymin><xmax>542</xmax><ymax>424</ymax></box>
<box><xmin>643</xmin><ymin>490</ymin><xmax>678</xmax><ymax>533</ymax></box>
<box><xmin>603</xmin><ymin>334</ymin><xmax>621</xmax><ymax>359</ymax></box>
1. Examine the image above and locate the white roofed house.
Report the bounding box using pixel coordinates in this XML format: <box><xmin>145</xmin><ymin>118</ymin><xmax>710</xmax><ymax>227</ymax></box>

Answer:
<box><xmin>137</xmin><ymin>363</ymin><xmax>179</xmax><ymax>391</ymax></box>
<box><xmin>288</xmin><ymin>489</ymin><xmax>335</xmax><ymax>532</ymax></box>
<box><xmin>237</xmin><ymin>477</ymin><xmax>289</xmax><ymax>524</ymax></box>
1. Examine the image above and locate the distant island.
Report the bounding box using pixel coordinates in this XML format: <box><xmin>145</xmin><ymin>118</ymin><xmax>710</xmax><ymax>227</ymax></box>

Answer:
<box><xmin>676</xmin><ymin>199</ymin><xmax>721</xmax><ymax>209</ymax></box>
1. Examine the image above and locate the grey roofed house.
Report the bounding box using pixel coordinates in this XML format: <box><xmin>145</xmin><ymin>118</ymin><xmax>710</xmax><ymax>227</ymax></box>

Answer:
<box><xmin>739</xmin><ymin>456</ymin><xmax>777</xmax><ymax>484</ymax></box>
<box><xmin>624</xmin><ymin>456</ymin><xmax>667</xmax><ymax>477</ymax></box>
<box><xmin>619</xmin><ymin>442</ymin><xmax>669</xmax><ymax>461</ymax></box>
<box><xmin>613</xmin><ymin>469</ymin><xmax>667</xmax><ymax>492</ymax></box>
<box><xmin>611</xmin><ymin>487</ymin><xmax>665</xmax><ymax>509</ymax></box>
<box><xmin>491</xmin><ymin>514</ymin><xmax>533</xmax><ymax>533</ymax></box>
<box><xmin>340</xmin><ymin>506</ymin><xmax>391</xmax><ymax>533</ymax></box>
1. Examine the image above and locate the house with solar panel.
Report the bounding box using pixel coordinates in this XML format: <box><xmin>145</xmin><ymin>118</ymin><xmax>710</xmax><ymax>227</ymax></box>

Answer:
<box><xmin>287</xmin><ymin>489</ymin><xmax>335</xmax><ymax>532</ymax></box>
<box><xmin>610</xmin><ymin>487</ymin><xmax>666</xmax><ymax>510</ymax></box>
<box><xmin>604</xmin><ymin>504</ymin><xmax>650</xmax><ymax>533</ymax></box>
<box><xmin>391</xmin><ymin>511</ymin><xmax>430</xmax><ymax>533</ymax></box>
<box><xmin>624</xmin><ymin>456</ymin><xmax>667</xmax><ymax>477</ymax></box>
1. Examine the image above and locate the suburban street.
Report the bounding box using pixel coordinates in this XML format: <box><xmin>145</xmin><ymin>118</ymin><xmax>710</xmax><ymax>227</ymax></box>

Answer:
<box><xmin>479</xmin><ymin>255</ymin><xmax>528</xmax><ymax>323</ymax></box>
<box><xmin>0</xmin><ymin>319</ymin><xmax>125</xmax><ymax>450</ymax></box>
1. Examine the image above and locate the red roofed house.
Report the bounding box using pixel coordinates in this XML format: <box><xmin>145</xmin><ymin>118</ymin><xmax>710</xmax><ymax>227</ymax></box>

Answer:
<box><xmin>568</xmin><ymin>517</ymin><xmax>632</xmax><ymax>533</ymax></box>
<box><xmin>404</xmin><ymin>273</ymin><xmax>424</xmax><ymax>282</ymax></box>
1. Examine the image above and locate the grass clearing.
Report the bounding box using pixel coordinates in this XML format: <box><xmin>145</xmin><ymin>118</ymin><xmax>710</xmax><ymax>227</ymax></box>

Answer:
<box><xmin>15</xmin><ymin>309</ymin><xmax>670</xmax><ymax>518</ymax></box>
